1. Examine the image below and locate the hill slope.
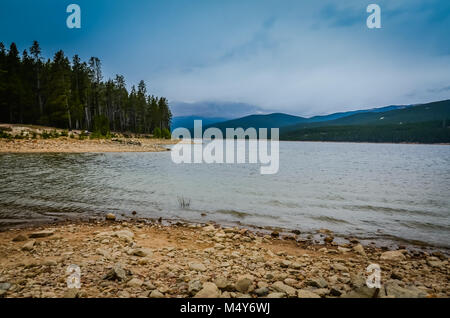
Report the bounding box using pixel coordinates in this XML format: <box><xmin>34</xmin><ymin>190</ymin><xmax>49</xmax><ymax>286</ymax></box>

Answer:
<box><xmin>280</xmin><ymin>100</ymin><xmax>450</xmax><ymax>143</ymax></box>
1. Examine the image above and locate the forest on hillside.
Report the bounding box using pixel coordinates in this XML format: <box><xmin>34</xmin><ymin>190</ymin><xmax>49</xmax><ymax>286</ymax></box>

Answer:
<box><xmin>280</xmin><ymin>120</ymin><xmax>450</xmax><ymax>143</ymax></box>
<box><xmin>0</xmin><ymin>41</ymin><xmax>171</xmax><ymax>136</ymax></box>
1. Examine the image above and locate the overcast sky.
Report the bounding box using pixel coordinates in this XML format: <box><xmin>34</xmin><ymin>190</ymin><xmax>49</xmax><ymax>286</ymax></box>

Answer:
<box><xmin>1</xmin><ymin>0</ymin><xmax>450</xmax><ymax>117</ymax></box>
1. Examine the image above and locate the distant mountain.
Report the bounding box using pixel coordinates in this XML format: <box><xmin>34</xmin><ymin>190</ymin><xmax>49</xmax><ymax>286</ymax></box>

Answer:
<box><xmin>199</xmin><ymin>103</ymin><xmax>416</xmax><ymax>134</ymax></box>
<box><xmin>171</xmin><ymin>116</ymin><xmax>229</xmax><ymax>131</ymax></box>
<box><xmin>306</xmin><ymin>105</ymin><xmax>412</xmax><ymax>123</ymax></box>
<box><xmin>204</xmin><ymin>113</ymin><xmax>308</xmax><ymax>131</ymax></box>
<box><xmin>280</xmin><ymin>100</ymin><xmax>450</xmax><ymax>143</ymax></box>
<box><xmin>282</xmin><ymin>100</ymin><xmax>450</xmax><ymax>131</ymax></box>
<box><xmin>193</xmin><ymin>99</ymin><xmax>450</xmax><ymax>143</ymax></box>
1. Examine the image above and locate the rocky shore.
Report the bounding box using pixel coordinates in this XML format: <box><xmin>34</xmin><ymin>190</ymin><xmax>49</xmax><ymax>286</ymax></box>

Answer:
<box><xmin>0</xmin><ymin>217</ymin><xmax>448</xmax><ymax>298</ymax></box>
<box><xmin>0</xmin><ymin>124</ymin><xmax>176</xmax><ymax>153</ymax></box>
<box><xmin>0</xmin><ymin>137</ymin><xmax>174</xmax><ymax>153</ymax></box>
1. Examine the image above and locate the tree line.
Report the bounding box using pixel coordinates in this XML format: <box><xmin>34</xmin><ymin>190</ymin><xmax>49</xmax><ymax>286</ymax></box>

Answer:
<box><xmin>0</xmin><ymin>41</ymin><xmax>172</xmax><ymax>136</ymax></box>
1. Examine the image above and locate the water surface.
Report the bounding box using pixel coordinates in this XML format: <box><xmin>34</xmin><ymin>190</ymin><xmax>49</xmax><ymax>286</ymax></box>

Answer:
<box><xmin>1</xmin><ymin>141</ymin><xmax>449</xmax><ymax>249</ymax></box>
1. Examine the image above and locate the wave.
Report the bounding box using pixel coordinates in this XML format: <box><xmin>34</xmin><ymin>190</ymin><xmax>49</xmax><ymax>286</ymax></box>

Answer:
<box><xmin>309</xmin><ymin>215</ymin><xmax>350</xmax><ymax>224</ymax></box>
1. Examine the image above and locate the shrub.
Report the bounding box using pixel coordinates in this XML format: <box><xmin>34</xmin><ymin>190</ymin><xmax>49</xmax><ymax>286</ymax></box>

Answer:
<box><xmin>153</xmin><ymin>127</ymin><xmax>162</xmax><ymax>138</ymax></box>
<box><xmin>41</xmin><ymin>131</ymin><xmax>51</xmax><ymax>139</ymax></box>
<box><xmin>93</xmin><ymin>115</ymin><xmax>110</xmax><ymax>137</ymax></box>
<box><xmin>162</xmin><ymin>128</ymin><xmax>171</xmax><ymax>139</ymax></box>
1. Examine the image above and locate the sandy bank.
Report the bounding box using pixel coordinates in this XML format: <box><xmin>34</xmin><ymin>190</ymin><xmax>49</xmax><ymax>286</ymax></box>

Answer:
<box><xmin>0</xmin><ymin>137</ymin><xmax>176</xmax><ymax>153</ymax></box>
<box><xmin>0</xmin><ymin>218</ymin><xmax>448</xmax><ymax>298</ymax></box>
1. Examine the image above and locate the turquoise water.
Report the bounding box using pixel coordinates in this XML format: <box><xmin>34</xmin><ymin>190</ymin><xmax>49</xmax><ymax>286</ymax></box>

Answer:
<box><xmin>1</xmin><ymin>141</ymin><xmax>449</xmax><ymax>248</ymax></box>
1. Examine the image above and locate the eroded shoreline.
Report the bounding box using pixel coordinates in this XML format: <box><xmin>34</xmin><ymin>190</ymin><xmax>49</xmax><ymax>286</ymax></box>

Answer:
<box><xmin>0</xmin><ymin>218</ymin><xmax>448</xmax><ymax>298</ymax></box>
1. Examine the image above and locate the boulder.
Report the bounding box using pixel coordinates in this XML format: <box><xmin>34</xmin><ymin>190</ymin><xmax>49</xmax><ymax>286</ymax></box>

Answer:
<box><xmin>380</xmin><ymin>250</ymin><xmax>406</xmax><ymax>261</ymax></box>
<box><xmin>149</xmin><ymin>290</ymin><xmax>165</xmax><ymax>298</ymax></box>
<box><xmin>297</xmin><ymin>290</ymin><xmax>321</xmax><ymax>298</ymax></box>
<box><xmin>188</xmin><ymin>280</ymin><xmax>203</xmax><ymax>295</ymax></box>
<box><xmin>189</xmin><ymin>262</ymin><xmax>206</xmax><ymax>272</ymax></box>
<box><xmin>272</xmin><ymin>281</ymin><xmax>296</xmax><ymax>297</ymax></box>
<box><xmin>21</xmin><ymin>240</ymin><xmax>36</xmax><ymax>251</ymax></box>
<box><xmin>194</xmin><ymin>282</ymin><xmax>220</xmax><ymax>298</ymax></box>
<box><xmin>306</xmin><ymin>277</ymin><xmax>328</xmax><ymax>288</ymax></box>
<box><xmin>132</xmin><ymin>248</ymin><xmax>153</xmax><ymax>257</ymax></box>
<box><xmin>103</xmin><ymin>263</ymin><xmax>127</xmax><ymax>281</ymax></box>
<box><xmin>127</xmin><ymin>278</ymin><xmax>143</xmax><ymax>288</ymax></box>
<box><xmin>235</xmin><ymin>275</ymin><xmax>254</xmax><ymax>293</ymax></box>
<box><xmin>353</xmin><ymin>244</ymin><xmax>367</xmax><ymax>257</ymax></box>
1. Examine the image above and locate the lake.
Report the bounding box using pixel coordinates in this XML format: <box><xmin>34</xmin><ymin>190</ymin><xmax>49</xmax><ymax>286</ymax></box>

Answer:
<box><xmin>1</xmin><ymin>141</ymin><xmax>449</xmax><ymax>250</ymax></box>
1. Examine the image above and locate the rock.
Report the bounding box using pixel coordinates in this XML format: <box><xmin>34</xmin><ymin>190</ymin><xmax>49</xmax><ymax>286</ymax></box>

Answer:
<box><xmin>353</xmin><ymin>244</ymin><xmax>366</xmax><ymax>257</ymax></box>
<box><xmin>0</xmin><ymin>290</ymin><xmax>6</xmax><ymax>298</ymax></box>
<box><xmin>132</xmin><ymin>248</ymin><xmax>153</xmax><ymax>257</ymax></box>
<box><xmin>127</xmin><ymin>278</ymin><xmax>144</xmax><ymax>288</ymax></box>
<box><xmin>341</xmin><ymin>286</ymin><xmax>379</xmax><ymax>298</ymax></box>
<box><xmin>271</xmin><ymin>231</ymin><xmax>279</xmax><ymax>238</ymax></box>
<box><xmin>380</xmin><ymin>250</ymin><xmax>406</xmax><ymax>261</ymax></box>
<box><xmin>64</xmin><ymin>288</ymin><xmax>80</xmax><ymax>298</ymax></box>
<box><xmin>272</xmin><ymin>281</ymin><xmax>296</xmax><ymax>297</ymax></box>
<box><xmin>284</xmin><ymin>278</ymin><xmax>297</xmax><ymax>287</ymax></box>
<box><xmin>306</xmin><ymin>277</ymin><xmax>328</xmax><ymax>288</ymax></box>
<box><xmin>267</xmin><ymin>292</ymin><xmax>285</xmax><ymax>298</ymax></box>
<box><xmin>194</xmin><ymin>282</ymin><xmax>220</xmax><ymax>298</ymax></box>
<box><xmin>324</xmin><ymin>236</ymin><xmax>334</xmax><ymax>244</ymax></box>
<box><xmin>29</xmin><ymin>230</ymin><xmax>54</xmax><ymax>238</ymax></box>
<box><xmin>189</xmin><ymin>262</ymin><xmax>206</xmax><ymax>272</ymax></box>
<box><xmin>105</xmin><ymin>213</ymin><xmax>116</xmax><ymax>221</ymax></box>
<box><xmin>289</xmin><ymin>262</ymin><xmax>302</xmax><ymax>269</ymax></box>
<box><xmin>253</xmin><ymin>287</ymin><xmax>269</xmax><ymax>296</ymax></box>
<box><xmin>235</xmin><ymin>275</ymin><xmax>253</xmax><ymax>293</ymax></box>
<box><xmin>0</xmin><ymin>283</ymin><xmax>11</xmax><ymax>291</ymax></box>
<box><xmin>149</xmin><ymin>290</ymin><xmax>165</xmax><ymax>298</ymax></box>
<box><xmin>383</xmin><ymin>281</ymin><xmax>427</xmax><ymax>298</ymax></box>
<box><xmin>330</xmin><ymin>287</ymin><xmax>342</xmax><ymax>297</ymax></box>
<box><xmin>203</xmin><ymin>225</ymin><xmax>215</xmax><ymax>232</ymax></box>
<box><xmin>280</xmin><ymin>260</ymin><xmax>291</xmax><ymax>268</ymax></box>
<box><xmin>96</xmin><ymin>248</ymin><xmax>111</xmax><ymax>259</ymax></box>
<box><xmin>390</xmin><ymin>272</ymin><xmax>403</xmax><ymax>280</ymax></box>
<box><xmin>12</xmin><ymin>234</ymin><xmax>28</xmax><ymax>242</ymax></box>
<box><xmin>427</xmin><ymin>257</ymin><xmax>446</xmax><ymax>268</ymax></box>
<box><xmin>214</xmin><ymin>276</ymin><xmax>232</xmax><ymax>290</ymax></box>
<box><xmin>297</xmin><ymin>290</ymin><xmax>321</xmax><ymax>298</ymax></box>
<box><xmin>337</xmin><ymin>246</ymin><xmax>351</xmax><ymax>253</ymax></box>
<box><xmin>21</xmin><ymin>240</ymin><xmax>36</xmax><ymax>251</ymax></box>
<box><xmin>114</xmin><ymin>230</ymin><xmax>134</xmax><ymax>242</ymax></box>
<box><xmin>103</xmin><ymin>263</ymin><xmax>127</xmax><ymax>281</ymax></box>
<box><xmin>118</xmin><ymin>290</ymin><xmax>131</xmax><ymax>298</ymax></box>
<box><xmin>188</xmin><ymin>280</ymin><xmax>203</xmax><ymax>295</ymax></box>
<box><xmin>332</xmin><ymin>263</ymin><xmax>348</xmax><ymax>272</ymax></box>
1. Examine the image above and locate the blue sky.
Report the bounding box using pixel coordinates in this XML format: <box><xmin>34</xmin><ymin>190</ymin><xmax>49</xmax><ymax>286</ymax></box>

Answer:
<box><xmin>1</xmin><ymin>0</ymin><xmax>450</xmax><ymax>117</ymax></box>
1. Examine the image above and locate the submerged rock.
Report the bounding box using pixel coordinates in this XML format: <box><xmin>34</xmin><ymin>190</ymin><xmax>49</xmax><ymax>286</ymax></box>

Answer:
<box><xmin>105</xmin><ymin>213</ymin><xmax>116</xmax><ymax>221</ymax></box>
